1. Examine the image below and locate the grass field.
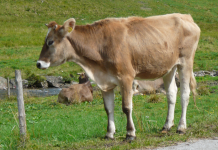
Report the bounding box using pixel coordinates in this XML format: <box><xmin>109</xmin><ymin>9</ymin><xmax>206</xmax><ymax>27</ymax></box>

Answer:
<box><xmin>0</xmin><ymin>0</ymin><xmax>218</xmax><ymax>149</ymax></box>
<box><xmin>0</xmin><ymin>88</ymin><xmax>218</xmax><ymax>149</ymax></box>
<box><xmin>0</xmin><ymin>0</ymin><xmax>218</xmax><ymax>79</ymax></box>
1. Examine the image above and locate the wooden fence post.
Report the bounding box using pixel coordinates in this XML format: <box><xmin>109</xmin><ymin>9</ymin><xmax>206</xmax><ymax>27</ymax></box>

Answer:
<box><xmin>7</xmin><ymin>77</ymin><xmax>10</xmax><ymax>98</ymax></box>
<box><xmin>15</xmin><ymin>70</ymin><xmax>26</xmax><ymax>139</ymax></box>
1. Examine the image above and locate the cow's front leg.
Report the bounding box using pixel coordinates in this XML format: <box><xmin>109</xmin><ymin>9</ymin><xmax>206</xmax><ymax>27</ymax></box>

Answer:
<box><xmin>120</xmin><ymin>77</ymin><xmax>136</xmax><ymax>140</ymax></box>
<box><xmin>102</xmin><ymin>89</ymin><xmax>115</xmax><ymax>139</ymax></box>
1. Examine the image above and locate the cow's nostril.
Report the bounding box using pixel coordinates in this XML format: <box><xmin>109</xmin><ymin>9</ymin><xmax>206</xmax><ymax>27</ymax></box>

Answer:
<box><xmin>36</xmin><ymin>62</ymin><xmax>41</xmax><ymax>69</ymax></box>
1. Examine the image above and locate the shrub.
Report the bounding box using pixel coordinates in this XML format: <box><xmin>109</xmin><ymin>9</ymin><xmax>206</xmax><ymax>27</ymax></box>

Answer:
<box><xmin>197</xmin><ymin>84</ymin><xmax>210</xmax><ymax>95</ymax></box>
<box><xmin>147</xmin><ymin>94</ymin><xmax>164</xmax><ymax>103</ymax></box>
<box><xmin>26</xmin><ymin>73</ymin><xmax>46</xmax><ymax>87</ymax></box>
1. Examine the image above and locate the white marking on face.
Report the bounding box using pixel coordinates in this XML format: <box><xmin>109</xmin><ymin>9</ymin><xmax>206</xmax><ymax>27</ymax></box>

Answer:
<box><xmin>37</xmin><ymin>60</ymin><xmax>50</xmax><ymax>69</ymax></box>
<box><xmin>46</xmin><ymin>28</ymin><xmax>52</xmax><ymax>39</ymax></box>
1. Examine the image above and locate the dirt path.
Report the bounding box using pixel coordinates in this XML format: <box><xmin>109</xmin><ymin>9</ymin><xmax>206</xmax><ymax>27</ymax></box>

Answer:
<box><xmin>154</xmin><ymin>137</ymin><xmax>218</xmax><ymax>150</ymax></box>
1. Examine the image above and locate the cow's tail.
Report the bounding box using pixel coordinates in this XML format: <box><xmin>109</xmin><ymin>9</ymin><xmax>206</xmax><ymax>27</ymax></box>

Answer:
<box><xmin>190</xmin><ymin>72</ymin><xmax>197</xmax><ymax>106</ymax></box>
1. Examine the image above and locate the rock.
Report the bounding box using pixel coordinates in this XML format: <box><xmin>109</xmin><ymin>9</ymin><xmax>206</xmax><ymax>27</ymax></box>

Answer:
<box><xmin>210</xmin><ymin>70</ymin><xmax>218</xmax><ymax>77</ymax></box>
<box><xmin>9</xmin><ymin>79</ymin><xmax>29</xmax><ymax>88</ymax></box>
<box><xmin>9</xmin><ymin>79</ymin><xmax>16</xmax><ymax>88</ymax></box>
<box><xmin>194</xmin><ymin>71</ymin><xmax>205</xmax><ymax>77</ymax></box>
<box><xmin>204</xmin><ymin>71</ymin><xmax>211</xmax><ymax>75</ymax></box>
<box><xmin>216</xmin><ymin>71</ymin><xmax>218</xmax><ymax>76</ymax></box>
<box><xmin>0</xmin><ymin>77</ymin><xmax>7</xmax><ymax>90</ymax></box>
<box><xmin>35</xmin><ymin>80</ymin><xmax>48</xmax><ymax>88</ymax></box>
<box><xmin>194</xmin><ymin>70</ymin><xmax>218</xmax><ymax>77</ymax></box>
<box><xmin>45</xmin><ymin>76</ymin><xmax>65</xmax><ymax>88</ymax></box>
<box><xmin>22</xmin><ymin>80</ymin><xmax>29</xmax><ymax>88</ymax></box>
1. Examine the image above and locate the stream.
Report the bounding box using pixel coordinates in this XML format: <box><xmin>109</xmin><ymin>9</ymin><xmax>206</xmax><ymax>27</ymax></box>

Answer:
<box><xmin>0</xmin><ymin>88</ymin><xmax>62</xmax><ymax>100</ymax></box>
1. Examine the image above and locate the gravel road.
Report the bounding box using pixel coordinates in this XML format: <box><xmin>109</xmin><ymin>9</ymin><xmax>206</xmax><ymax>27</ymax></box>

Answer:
<box><xmin>155</xmin><ymin>137</ymin><xmax>218</xmax><ymax>150</ymax></box>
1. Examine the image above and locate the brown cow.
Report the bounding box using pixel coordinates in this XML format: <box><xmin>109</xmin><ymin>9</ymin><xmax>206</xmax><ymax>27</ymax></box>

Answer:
<box><xmin>58</xmin><ymin>81</ymin><xmax>93</xmax><ymax>105</ymax></box>
<box><xmin>132</xmin><ymin>78</ymin><xmax>166</xmax><ymax>95</ymax></box>
<box><xmin>58</xmin><ymin>73</ymin><xmax>93</xmax><ymax>105</ymax></box>
<box><xmin>78</xmin><ymin>73</ymin><xmax>89</xmax><ymax>84</ymax></box>
<box><xmin>37</xmin><ymin>13</ymin><xmax>200</xmax><ymax>140</ymax></box>
<box><xmin>132</xmin><ymin>74</ymin><xmax>180</xmax><ymax>95</ymax></box>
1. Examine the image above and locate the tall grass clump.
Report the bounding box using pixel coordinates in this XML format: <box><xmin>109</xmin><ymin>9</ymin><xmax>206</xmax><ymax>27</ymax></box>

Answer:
<box><xmin>26</xmin><ymin>72</ymin><xmax>46</xmax><ymax>87</ymax></box>
<box><xmin>197</xmin><ymin>83</ymin><xmax>210</xmax><ymax>96</ymax></box>
<box><xmin>147</xmin><ymin>94</ymin><xmax>164</xmax><ymax>103</ymax></box>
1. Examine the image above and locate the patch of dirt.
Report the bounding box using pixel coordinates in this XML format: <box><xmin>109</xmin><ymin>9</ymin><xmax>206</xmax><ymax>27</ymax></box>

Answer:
<box><xmin>154</xmin><ymin>138</ymin><xmax>218</xmax><ymax>150</ymax></box>
<box><xmin>140</xmin><ymin>7</ymin><xmax>152</xmax><ymax>11</ymax></box>
<box><xmin>138</xmin><ymin>1</ymin><xmax>152</xmax><ymax>11</ymax></box>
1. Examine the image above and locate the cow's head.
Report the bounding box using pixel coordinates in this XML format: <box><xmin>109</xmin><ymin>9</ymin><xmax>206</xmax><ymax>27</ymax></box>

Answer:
<box><xmin>132</xmin><ymin>80</ymin><xmax>140</xmax><ymax>95</ymax></box>
<box><xmin>36</xmin><ymin>18</ymin><xmax>76</xmax><ymax>69</ymax></box>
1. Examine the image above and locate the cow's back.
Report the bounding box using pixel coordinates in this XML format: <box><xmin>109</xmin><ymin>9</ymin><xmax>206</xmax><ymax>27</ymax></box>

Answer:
<box><xmin>69</xmin><ymin>14</ymin><xmax>199</xmax><ymax>80</ymax></box>
<box><xmin>124</xmin><ymin>14</ymin><xmax>200</xmax><ymax>79</ymax></box>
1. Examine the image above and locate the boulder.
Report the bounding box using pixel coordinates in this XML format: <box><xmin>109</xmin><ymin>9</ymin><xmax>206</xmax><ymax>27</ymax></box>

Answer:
<box><xmin>194</xmin><ymin>70</ymin><xmax>218</xmax><ymax>77</ymax></box>
<box><xmin>9</xmin><ymin>79</ymin><xmax>16</xmax><ymax>88</ymax></box>
<box><xmin>210</xmin><ymin>70</ymin><xmax>218</xmax><ymax>77</ymax></box>
<box><xmin>45</xmin><ymin>76</ymin><xmax>65</xmax><ymax>88</ymax></box>
<box><xmin>194</xmin><ymin>71</ymin><xmax>205</xmax><ymax>77</ymax></box>
<box><xmin>22</xmin><ymin>80</ymin><xmax>29</xmax><ymax>88</ymax></box>
<box><xmin>34</xmin><ymin>80</ymin><xmax>48</xmax><ymax>88</ymax></box>
<box><xmin>0</xmin><ymin>77</ymin><xmax>7</xmax><ymax>90</ymax></box>
<box><xmin>9</xmin><ymin>79</ymin><xmax>29</xmax><ymax>88</ymax></box>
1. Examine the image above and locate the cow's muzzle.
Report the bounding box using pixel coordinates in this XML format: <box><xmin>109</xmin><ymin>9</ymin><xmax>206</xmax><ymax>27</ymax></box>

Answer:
<box><xmin>36</xmin><ymin>60</ymin><xmax>50</xmax><ymax>69</ymax></box>
<box><xmin>36</xmin><ymin>62</ymin><xmax>41</xmax><ymax>69</ymax></box>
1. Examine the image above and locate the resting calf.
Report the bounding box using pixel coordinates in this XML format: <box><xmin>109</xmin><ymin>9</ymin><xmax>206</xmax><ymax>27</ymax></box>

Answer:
<box><xmin>58</xmin><ymin>74</ymin><xmax>93</xmax><ymax>105</ymax></box>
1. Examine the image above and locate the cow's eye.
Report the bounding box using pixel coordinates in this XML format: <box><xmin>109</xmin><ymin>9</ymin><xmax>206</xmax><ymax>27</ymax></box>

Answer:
<box><xmin>136</xmin><ymin>85</ymin><xmax>139</xmax><ymax>89</ymax></box>
<box><xmin>48</xmin><ymin>40</ymin><xmax>54</xmax><ymax>46</ymax></box>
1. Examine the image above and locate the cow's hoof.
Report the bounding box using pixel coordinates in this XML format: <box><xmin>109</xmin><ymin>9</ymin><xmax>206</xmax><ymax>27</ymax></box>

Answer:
<box><xmin>161</xmin><ymin>127</ymin><xmax>170</xmax><ymax>133</ymax></box>
<box><xmin>104</xmin><ymin>136</ymin><xmax>114</xmax><ymax>140</ymax></box>
<box><xmin>125</xmin><ymin>135</ymin><xmax>136</xmax><ymax>142</ymax></box>
<box><xmin>176</xmin><ymin>130</ymin><xmax>186</xmax><ymax>135</ymax></box>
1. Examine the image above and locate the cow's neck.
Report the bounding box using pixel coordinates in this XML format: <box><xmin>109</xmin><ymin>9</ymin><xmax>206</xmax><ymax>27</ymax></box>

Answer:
<box><xmin>68</xmin><ymin>25</ymin><xmax>103</xmax><ymax>62</ymax></box>
<box><xmin>66</xmin><ymin>25</ymin><xmax>118</xmax><ymax>91</ymax></box>
<box><xmin>65</xmin><ymin>28</ymin><xmax>101</xmax><ymax>83</ymax></box>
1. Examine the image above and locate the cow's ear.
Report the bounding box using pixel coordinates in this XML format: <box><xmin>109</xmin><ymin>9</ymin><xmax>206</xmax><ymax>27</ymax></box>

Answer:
<box><xmin>59</xmin><ymin>18</ymin><xmax>76</xmax><ymax>37</ymax></box>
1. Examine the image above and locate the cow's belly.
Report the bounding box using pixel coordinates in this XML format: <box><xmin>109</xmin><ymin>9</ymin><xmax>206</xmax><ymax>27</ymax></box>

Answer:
<box><xmin>135</xmin><ymin>69</ymin><xmax>168</xmax><ymax>79</ymax></box>
<box><xmin>81</xmin><ymin>64</ymin><xmax>118</xmax><ymax>92</ymax></box>
<box><xmin>93</xmin><ymin>72</ymin><xmax>118</xmax><ymax>92</ymax></box>
<box><xmin>134</xmin><ymin>52</ymin><xmax>179</xmax><ymax>79</ymax></box>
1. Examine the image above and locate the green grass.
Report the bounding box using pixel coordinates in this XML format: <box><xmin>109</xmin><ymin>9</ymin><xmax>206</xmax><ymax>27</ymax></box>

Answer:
<box><xmin>0</xmin><ymin>46</ymin><xmax>83</xmax><ymax>80</ymax></box>
<box><xmin>0</xmin><ymin>0</ymin><xmax>218</xmax><ymax>47</ymax></box>
<box><xmin>0</xmin><ymin>0</ymin><xmax>218</xmax><ymax>79</ymax></box>
<box><xmin>0</xmin><ymin>90</ymin><xmax>218</xmax><ymax>149</ymax></box>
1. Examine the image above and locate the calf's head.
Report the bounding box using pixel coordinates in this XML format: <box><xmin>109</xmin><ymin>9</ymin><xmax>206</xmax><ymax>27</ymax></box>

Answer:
<box><xmin>36</xmin><ymin>18</ymin><xmax>76</xmax><ymax>69</ymax></box>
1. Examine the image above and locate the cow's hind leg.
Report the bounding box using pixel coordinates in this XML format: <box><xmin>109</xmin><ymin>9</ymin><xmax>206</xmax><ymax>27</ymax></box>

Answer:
<box><xmin>177</xmin><ymin>64</ymin><xmax>192</xmax><ymax>134</ymax></box>
<box><xmin>120</xmin><ymin>76</ymin><xmax>136</xmax><ymax>141</ymax></box>
<box><xmin>162</xmin><ymin>66</ymin><xmax>178</xmax><ymax>133</ymax></box>
<box><xmin>102</xmin><ymin>89</ymin><xmax>116</xmax><ymax>139</ymax></box>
